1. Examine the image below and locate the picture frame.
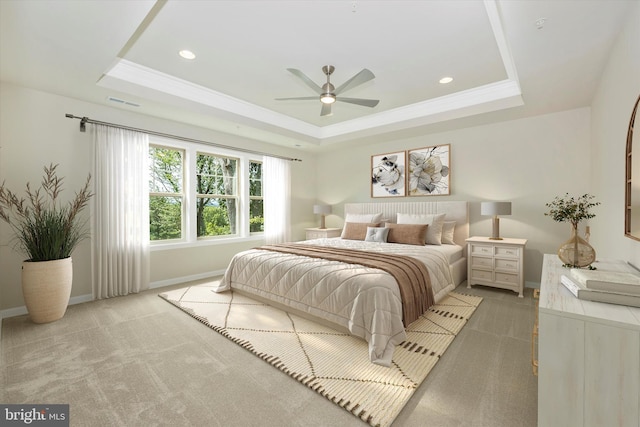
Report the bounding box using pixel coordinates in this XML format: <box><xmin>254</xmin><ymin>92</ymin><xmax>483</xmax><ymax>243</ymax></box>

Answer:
<box><xmin>371</xmin><ymin>151</ymin><xmax>406</xmax><ymax>198</ymax></box>
<box><xmin>407</xmin><ymin>144</ymin><xmax>450</xmax><ymax>196</ymax></box>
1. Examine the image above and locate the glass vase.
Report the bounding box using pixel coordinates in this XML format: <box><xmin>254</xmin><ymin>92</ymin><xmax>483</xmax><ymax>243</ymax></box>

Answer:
<box><xmin>557</xmin><ymin>225</ymin><xmax>596</xmax><ymax>268</ymax></box>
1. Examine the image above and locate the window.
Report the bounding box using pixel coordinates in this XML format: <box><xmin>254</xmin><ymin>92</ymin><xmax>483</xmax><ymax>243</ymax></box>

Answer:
<box><xmin>148</xmin><ymin>140</ymin><xmax>263</xmax><ymax>246</ymax></box>
<box><xmin>249</xmin><ymin>161</ymin><xmax>263</xmax><ymax>232</ymax></box>
<box><xmin>149</xmin><ymin>146</ymin><xmax>184</xmax><ymax>241</ymax></box>
<box><xmin>196</xmin><ymin>153</ymin><xmax>238</xmax><ymax>237</ymax></box>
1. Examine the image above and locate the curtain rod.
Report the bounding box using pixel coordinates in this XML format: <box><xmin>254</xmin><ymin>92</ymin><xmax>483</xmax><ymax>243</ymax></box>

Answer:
<box><xmin>65</xmin><ymin>114</ymin><xmax>302</xmax><ymax>162</ymax></box>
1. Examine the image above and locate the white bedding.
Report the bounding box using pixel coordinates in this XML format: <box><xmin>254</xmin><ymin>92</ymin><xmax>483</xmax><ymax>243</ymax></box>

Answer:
<box><xmin>215</xmin><ymin>238</ymin><xmax>455</xmax><ymax>366</ymax></box>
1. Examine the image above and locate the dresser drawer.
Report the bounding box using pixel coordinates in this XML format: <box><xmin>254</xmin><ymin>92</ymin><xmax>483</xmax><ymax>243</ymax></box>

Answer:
<box><xmin>471</xmin><ymin>256</ymin><xmax>493</xmax><ymax>269</ymax></box>
<box><xmin>495</xmin><ymin>258</ymin><xmax>519</xmax><ymax>272</ymax></box>
<box><xmin>471</xmin><ymin>244</ymin><xmax>493</xmax><ymax>256</ymax></box>
<box><xmin>495</xmin><ymin>246</ymin><xmax>520</xmax><ymax>258</ymax></box>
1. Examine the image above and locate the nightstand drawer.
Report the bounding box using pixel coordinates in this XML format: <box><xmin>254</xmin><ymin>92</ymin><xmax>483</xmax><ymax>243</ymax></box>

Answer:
<box><xmin>495</xmin><ymin>272</ymin><xmax>519</xmax><ymax>285</ymax></box>
<box><xmin>495</xmin><ymin>246</ymin><xmax>520</xmax><ymax>258</ymax></box>
<box><xmin>470</xmin><ymin>269</ymin><xmax>493</xmax><ymax>281</ymax></box>
<box><xmin>470</xmin><ymin>244</ymin><xmax>493</xmax><ymax>256</ymax></box>
<box><xmin>471</xmin><ymin>256</ymin><xmax>493</xmax><ymax>269</ymax></box>
<box><xmin>495</xmin><ymin>258</ymin><xmax>519</xmax><ymax>271</ymax></box>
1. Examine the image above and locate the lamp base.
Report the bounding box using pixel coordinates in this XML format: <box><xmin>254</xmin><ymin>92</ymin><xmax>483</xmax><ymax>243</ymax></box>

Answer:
<box><xmin>490</xmin><ymin>216</ymin><xmax>503</xmax><ymax>240</ymax></box>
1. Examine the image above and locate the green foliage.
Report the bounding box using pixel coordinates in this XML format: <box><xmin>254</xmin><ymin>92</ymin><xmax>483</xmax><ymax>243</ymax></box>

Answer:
<box><xmin>148</xmin><ymin>147</ymin><xmax>264</xmax><ymax>240</ymax></box>
<box><xmin>544</xmin><ymin>193</ymin><xmax>600</xmax><ymax>227</ymax></box>
<box><xmin>0</xmin><ymin>164</ymin><xmax>93</xmax><ymax>261</ymax></box>
<box><xmin>149</xmin><ymin>196</ymin><xmax>181</xmax><ymax>241</ymax></box>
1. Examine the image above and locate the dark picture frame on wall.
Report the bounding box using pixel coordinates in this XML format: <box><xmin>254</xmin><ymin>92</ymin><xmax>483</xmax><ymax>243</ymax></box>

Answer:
<box><xmin>408</xmin><ymin>144</ymin><xmax>450</xmax><ymax>196</ymax></box>
<box><xmin>371</xmin><ymin>151</ymin><xmax>406</xmax><ymax>198</ymax></box>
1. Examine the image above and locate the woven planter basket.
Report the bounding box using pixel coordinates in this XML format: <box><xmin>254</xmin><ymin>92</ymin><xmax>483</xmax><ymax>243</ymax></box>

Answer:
<box><xmin>22</xmin><ymin>257</ymin><xmax>73</xmax><ymax>324</ymax></box>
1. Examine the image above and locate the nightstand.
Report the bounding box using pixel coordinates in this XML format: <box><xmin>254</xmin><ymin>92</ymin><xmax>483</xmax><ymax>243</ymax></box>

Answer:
<box><xmin>305</xmin><ymin>227</ymin><xmax>342</xmax><ymax>240</ymax></box>
<box><xmin>466</xmin><ymin>236</ymin><xmax>527</xmax><ymax>297</ymax></box>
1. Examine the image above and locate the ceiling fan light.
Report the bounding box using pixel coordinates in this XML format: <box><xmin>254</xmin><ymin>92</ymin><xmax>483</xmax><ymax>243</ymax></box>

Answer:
<box><xmin>320</xmin><ymin>93</ymin><xmax>336</xmax><ymax>104</ymax></box>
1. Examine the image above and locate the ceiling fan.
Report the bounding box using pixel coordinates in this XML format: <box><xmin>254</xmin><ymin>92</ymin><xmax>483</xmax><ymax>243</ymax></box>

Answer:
<box><xmin>276</xmin><ymin>65</ymin><xmax>379</xmax><ymax>116</ymax></box>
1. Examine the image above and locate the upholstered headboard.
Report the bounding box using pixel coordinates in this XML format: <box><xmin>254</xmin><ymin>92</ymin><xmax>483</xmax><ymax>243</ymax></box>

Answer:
<box><xmin>344</xmin><ymin>201</ymin><xmax>469</xmax><ymax>248</ymax></box>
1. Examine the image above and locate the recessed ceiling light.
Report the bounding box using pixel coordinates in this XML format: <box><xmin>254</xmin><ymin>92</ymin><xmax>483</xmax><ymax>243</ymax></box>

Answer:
<box><xmin>179</xmin><ymin>50</ymin><xmax>196</xmax><ymax>60</ymax></box>
<box><xmin>439</xmin><ymin>77</ymin><xmax>453</xmax><ymax>84</ymax></box>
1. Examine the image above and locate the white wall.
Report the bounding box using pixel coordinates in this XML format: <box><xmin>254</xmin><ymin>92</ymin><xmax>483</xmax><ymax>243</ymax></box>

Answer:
<box><xmin>590</xmin><ymin>0</ymin><xmax>640</xmax><ymax>267</ymax></box>
<box><xmin>0</xmin><ymin>82</ymin><xmax>315</xmax><ymax>312</ymax></box>
<box><xmin>316</xmin><ymin>108</ymin><xmax>593</xmax><ymax>286</ymax></box>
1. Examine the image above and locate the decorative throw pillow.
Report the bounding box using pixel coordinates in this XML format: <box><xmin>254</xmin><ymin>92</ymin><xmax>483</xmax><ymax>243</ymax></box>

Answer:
<box><xmin>341</xmin><ymin>222</ymin><xmax>380</xmax><ymax>240</ymax></box>
<box><xmin>384</xmin><ymin>223</ymin><xmax>428</xmax><ymax>246</ymax></box>
<box><xmin>396</xmin><ymin>212</ymin><xmax>446</xmax><ymax>245</ymax></box>
<box><xmin>364</xmin><ymin>226</ymin><xmax>389</xmax><ymax>243</ymax></box>
<box><xmin>441</xmin><ymin>221</ymin><xmax>456</xmax><ymax>245</ymax></box>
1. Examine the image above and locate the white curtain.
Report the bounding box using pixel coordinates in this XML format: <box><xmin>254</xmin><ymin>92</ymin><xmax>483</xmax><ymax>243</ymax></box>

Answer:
<box><xmin>92</xmin><ymin>125</ymin><xmax>150</xmax><ymax>299</ymax></box>
<box><xmin>263</xmin><ymin>156</ymin><xmax>291</xmax><ymax>244</ymax></box>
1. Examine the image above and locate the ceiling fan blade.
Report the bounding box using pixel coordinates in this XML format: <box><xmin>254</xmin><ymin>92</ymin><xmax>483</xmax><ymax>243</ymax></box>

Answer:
<box><xmin>320</xmin><ymin>103</ymin><xmax>332</xmax><ymax>116</ymax></box>
<box><xmin>336</xmin><ymin>97</ymin><xmax>380</xmax><ymax>108</ymax></box>
<box><xmin>287</xmin><ymin>68</ymin><xmax>323</xmax><ymax>94</ymax></box>
<box><xmin>275</xmin><ymin>96</ymin><xmax>318</xmax><ymax>101</ymax></box>
<box><xmin>334</xmin><ymin>69</ymin><xmax>375</xmax><ymax>95</ymax></box>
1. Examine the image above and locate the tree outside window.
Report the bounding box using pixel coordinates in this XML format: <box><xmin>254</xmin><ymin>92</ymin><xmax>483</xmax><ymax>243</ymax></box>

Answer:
<box><xmin>249</xmin><ymin>161</ymin><xmax>263</xmax><ymax>232</ymax></box>
<box><xmin>196</xmin><ymin>153</ymin><xmax>238</xmax><ymax>237</ymax></box>
<box><xmin>149</xmin><ymin>146</ymin><xmax>184</xmax><ymax>241</ymax></box>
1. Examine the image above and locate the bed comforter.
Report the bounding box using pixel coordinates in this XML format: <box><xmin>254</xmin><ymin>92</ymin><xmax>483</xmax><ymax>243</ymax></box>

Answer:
<box><xmin>215</xmin><ymin>238</ymin><xmax>455</xmax><ymax>366</ymax></box>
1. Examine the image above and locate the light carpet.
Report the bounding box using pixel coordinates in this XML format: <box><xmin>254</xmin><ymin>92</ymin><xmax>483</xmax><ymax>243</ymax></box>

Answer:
<box><xmin>159</xmin><ymin>283</ymin><xmax>482</xmax><ymax>427</ymax></box>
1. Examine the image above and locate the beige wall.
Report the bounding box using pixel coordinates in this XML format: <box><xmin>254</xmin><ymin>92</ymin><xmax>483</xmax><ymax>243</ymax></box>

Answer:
<box><xmin>316</xmin><ymin>108</ymin><xmax>592</xmax><ymax>286</ymax></box>
<box><xmin>0</xmin><ymin>82</ymin><xmax>315</xmax><ymax>312</ymax></box>
<box><xmin>590</xmin><ymin>0</ymin><xmax>640</xmax><ymax>267</ymax></box>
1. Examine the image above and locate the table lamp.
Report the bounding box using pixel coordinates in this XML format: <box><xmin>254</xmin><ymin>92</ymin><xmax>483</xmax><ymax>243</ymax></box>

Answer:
<box><xmin>481</xmin><ymin>201</ymin><xmax>511</xmax><ymax>240</ymax></box>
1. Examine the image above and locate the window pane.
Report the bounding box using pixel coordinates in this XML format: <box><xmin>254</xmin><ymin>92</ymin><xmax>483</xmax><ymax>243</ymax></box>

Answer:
<box><xmin>149</xmin><ymin>147</ymin><xmax>182</xmax><ymax>193</ymax></box>
<box><xmin>197</xmin><ymin>154</ymin><xmax>237</xmax><ymax>196</ymax></box>
<box><xmin>197</xmin><ymin>197</ymin><xmax>237</xmax><ymax>237</ymax></box>
<box><xmin>150</xmin><ymin>196</ymin><xmax>182</xmax><ymax>240</ymax></box>
<box><xmin>250</xmin><ymin>199</ymin><xmax>264</xmax><ymax>232</ymax></box>
<box><xmin>249</xmin><ymin>162</ymin><xmax>262</xmax><ymax>196</ymax></box>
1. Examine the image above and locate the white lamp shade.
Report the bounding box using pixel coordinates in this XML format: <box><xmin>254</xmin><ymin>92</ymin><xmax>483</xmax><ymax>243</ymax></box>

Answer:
<box><xmin>313</xmin><ymin>204</ymin><xmax>332</xmax><ymax>215</ymax></box>
<box><xmin>481</xmin><ymin>201</ymin><xmax>512</xmax><ymax>216</ymax></box>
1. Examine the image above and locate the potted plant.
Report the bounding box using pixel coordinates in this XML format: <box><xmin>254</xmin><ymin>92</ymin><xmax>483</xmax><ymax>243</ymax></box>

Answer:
<box><xmin>0</xmin><ymin>164</ymin><xmax>92</xmax><ymax>323</ymax></box>
<box><xmin>544</xmin><ymin>193</ymin><xmax>600</xmax><ymax>268</ymax></box>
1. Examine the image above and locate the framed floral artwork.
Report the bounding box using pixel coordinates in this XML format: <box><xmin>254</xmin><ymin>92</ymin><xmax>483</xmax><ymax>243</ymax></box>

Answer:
<box><xmin>408</xmin><ymin>144</ymin><xmax>450</xmax><ymax>196</ymax></box>
<box><xmin>371</xmin><ymin>151</ymin><xmax>406</xmax><ymax>197</ymax></box>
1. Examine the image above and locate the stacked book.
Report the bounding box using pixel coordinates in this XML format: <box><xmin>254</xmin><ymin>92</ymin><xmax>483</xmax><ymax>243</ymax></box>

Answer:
<box><xmin>560</xmin><ymin>268</ymin><xmax>640</xmax><ymax>308</ymax></box>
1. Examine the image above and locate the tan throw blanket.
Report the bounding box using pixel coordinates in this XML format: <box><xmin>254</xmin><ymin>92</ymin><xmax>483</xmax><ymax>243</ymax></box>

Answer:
<box><xmin>258</xmin><ymin>243</ymin><xmax>434</xmax><ymax>326</ymax></box>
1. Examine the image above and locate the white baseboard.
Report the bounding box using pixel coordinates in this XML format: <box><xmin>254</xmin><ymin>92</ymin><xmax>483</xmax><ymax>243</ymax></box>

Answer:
<box><xmin>0</xmin><ymin>269</ymin><xmax>226</xmax><ymax>320</ymax></box>
<box><xmin>525</xmin><ymin>281</ymin><xmax>540</xmax><ymax>289</ymax></box>
<box><xmin>149</xmin><ymin>269</ymin><xmax>225</xmax><ymax>290</ymax></box>
<box><xmin>0</xmin><ymin>269</ymin><xmax>226</xmax><ymax>347</ymax></box>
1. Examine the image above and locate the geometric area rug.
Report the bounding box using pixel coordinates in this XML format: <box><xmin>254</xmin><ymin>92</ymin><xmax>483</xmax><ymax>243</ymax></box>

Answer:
<box><xmin>159</xmin><ymin>283</ymin><xmax>482</xmax><ymax>427</ymax></box>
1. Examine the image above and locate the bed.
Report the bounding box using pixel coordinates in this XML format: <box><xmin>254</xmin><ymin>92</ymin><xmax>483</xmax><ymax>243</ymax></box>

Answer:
<box><xmin>215</xmin><ymin>201</ymin><xmax>469</xmax><ymax>366</ymax></box>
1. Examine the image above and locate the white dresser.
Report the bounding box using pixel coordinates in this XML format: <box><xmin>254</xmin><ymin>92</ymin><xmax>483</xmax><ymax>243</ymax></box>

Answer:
<box><xmin>538</xmin><ymin>254</ymin><xmax>640</xmax><ymax>427</ymax></box>
<box><xmin>466</xmin><ymin>236</ymin><xmax>527</xmax><ymax>297</ymax></box>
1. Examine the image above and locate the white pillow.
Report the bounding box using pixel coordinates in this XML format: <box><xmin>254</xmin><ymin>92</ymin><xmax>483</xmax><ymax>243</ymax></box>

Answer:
<box><xmin>441</xmin><ymin>221</ymin><xmax>456</xmax><ymax>245</ymax></box>
<box><xmin>344</xmin><ymin>213</ymin><xmax>383</xmax><ymax>223</ymax></box>
<box><xmin>396</xmin><ymin>212</ymin><xmax>446</xmax><ymax>245</ymax></box>
<box><xmin>364</xmin><ymin>226</ymin><xmax>389</xmax><ymax>243</ymax></box>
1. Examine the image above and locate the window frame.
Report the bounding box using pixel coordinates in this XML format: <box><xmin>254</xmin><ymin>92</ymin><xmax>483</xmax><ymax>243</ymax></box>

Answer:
<box><xmin>149</xmin><ymin>137</ymin><xmax>264</xmax><ymax>251</ymax></box>
<box><xmin>248</xmin><ymin>160</ymin><xmax>264</xmax><ymax>235</ymax></box>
